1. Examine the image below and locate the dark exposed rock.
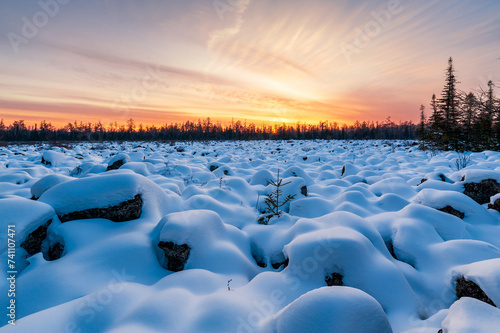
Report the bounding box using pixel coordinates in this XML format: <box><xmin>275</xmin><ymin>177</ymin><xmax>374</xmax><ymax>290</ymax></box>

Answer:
<box><xmin>438</xmin><ymin>330</ymin><xmax>442</xmax><ymax>333</ymax></box>
<box><xmin>325</xmin><ymin>272</ymin><xmax>343</xmax><ymax>286</ymax></box>
<box><xmin>271</xmin><ymin>257</ymin><xmax>289</xmax><ymax>270</ymax></box>
<box><xmin>41</xmin><ymin>157</ymin><xmax>51</xmax><ymax>166</ymax></box>
<box><xmin>45</xmin><ymin>242</ymin><xmax>64</xmax><ymax>261</ymax></box>
<box><xmin>301</xmin><ymin>185</ymin><xmax>308</xmax><ymax>196</ymax></box>
<box><xmin>385</xmin><ymin>240</ymin><xmax>397</xmax><ymax>260</ymax></box>
<box><xmin>438</xmin><ymin>206</ymin><xmax>465</xmax><ymax>219</ymax></box>
<box><xmin>341</xmin><ymin>165</ymin><xmax>346</xmax><ymax>176</ymax></box>
<box><xmin>463</xmin><ymin>179</ymin><xmax>500</xmax><ymax>205</ymax></box>
<box><xmin>106</xmin><ymin>159</ymin><xmax>124</xmax><ymax>171</ymax></box>
<box><xmin>455</xmin><ymin>277</ymin><xmax>496</xmax><ymax>307</ymax></box>
<box><xmin>158</xmin><ymin>241</ymin><xmax>190</xmax><ymax>272</ymax></box>
<box><xmin>254</xmin><ymin>257</ymin><xmax>266</xmax><ymax>268</ymax></box>
<box><xmin>418</xmin><ymin>178</ymin><xmax>427</xmax><ymax>186</ymax></box>
<box><xmin>20</xmin><ymin>220</ymin><xmax>52</xmax><ymax>257</ymax></box>
<box><xmin>30</xmin><ymin>195</ymin><xmax>38</xmax><ymax>201</ymax></box>
<box><xmin>59</xmin><ymin>194</ymin><xmax>142</xmax><ymax>223</ymax></box>
<box><xmin>488</xmin><ymin>198</ymin><xmax>500</xmax><ymax>212</ymax></box>
<box><xmin>209</xmin><ymin>165</ymin><xmax>218</xmax><ymax>172</ymax></box>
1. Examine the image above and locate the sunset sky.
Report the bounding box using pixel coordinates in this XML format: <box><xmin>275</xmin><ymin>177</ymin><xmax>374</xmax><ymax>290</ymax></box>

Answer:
<box><xmin>1</xmin><ymin>0</ymin><xmax>499</xmax><ymax>127</ymax></box>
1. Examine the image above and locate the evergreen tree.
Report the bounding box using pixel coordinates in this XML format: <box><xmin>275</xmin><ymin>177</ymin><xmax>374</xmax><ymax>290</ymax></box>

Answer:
<box><xmin>0</xmin><ymin>119</ymin><xmax>5</xmax><ymax>141</ymax></box>
<box><xmin>494</xmin><ymin>84</ymin><xmax>500</xmax><ymax>146</ymax></box>
<box><xmin>428</xmin><ymin>93</ymin><xmax>444</xmax><ymax>146</ymax></box>
<box><xmin>475</xmin><ymin>81</ymin><xmax>495</xmax><ymax>149</ymax></box>
<box><xmin>461</xmin><ymin>92</ymin><xmax>478</xmax><ymax>150</ymax></box>
<box><xmin>420</xmin><ymin>58</ymin><xmax>499</xmax><ymax>151</ymax></box>
<box><xmin>438</xmin><ymin>57</ymin><xmax>461</xmax><ymax>149</ymax></box>
<box><xmin>416</xmin><ymin>104</ymin><xmax>426</xmax><ymax>139</ymax></box>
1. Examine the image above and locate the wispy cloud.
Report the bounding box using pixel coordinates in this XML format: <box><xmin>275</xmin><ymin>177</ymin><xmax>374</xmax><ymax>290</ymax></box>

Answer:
<box><xmin>208</xmin><ymin>0</ymin><xmax>251</xmax><ymax>50</ymax></box>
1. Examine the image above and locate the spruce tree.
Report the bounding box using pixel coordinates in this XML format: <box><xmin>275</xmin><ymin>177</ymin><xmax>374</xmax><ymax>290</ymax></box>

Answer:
<box><xmin>461</xmin><ymin>92</ymin><xmax>478</xmax><ymax>150</ymax></box>
<box><xmin>417</xmin><ymin>104</ymin><xmax>426</xmax><ymax>140</ymax></box>
<box><xmin>438</xmin><ymin>57</ymin><xmax>461</xmax><ymax>149</ymax></box>
<box><xmin>428</xmin><ymin>93</ymin><xmax>444</xmax><ymax>146</ymax></box>
<box><xmin>475</xmin><ymin>81</ymin><xmax>495</xmax><ymax>149</ymax></box>
<box><xmin>494</xmin><ymin>84</ymin><xmax>500</xmax><ymax>147</ymax></box>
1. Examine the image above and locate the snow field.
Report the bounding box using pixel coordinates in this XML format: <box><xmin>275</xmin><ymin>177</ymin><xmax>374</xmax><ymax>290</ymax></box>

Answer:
<box><xmin>0</xmin><ymin>140</ymin><xmax>499</xmax><ymax>332</ymax></box>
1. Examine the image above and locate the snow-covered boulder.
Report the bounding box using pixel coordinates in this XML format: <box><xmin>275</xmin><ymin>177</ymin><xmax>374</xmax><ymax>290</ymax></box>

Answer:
<box><xmin>128</xmin><ymin>151</ymin><xmax>145</xmax><ymax>162</ymax></box>
<box><xmin>39</xmin><ymin>173</ymin><xmax>176</xmax><ymax>223</ymax></box>
<box><xmin>41</xmin><ymin>150</ymin><xmax>66</xmax><ymax>167</ymax></box>
<box><xmin>153</xmin><ymin>210</ymin><xmax>257</xmax><ymax>275</ymax></box>
<box><xmin>0</xmin><ymin>171</ymin><xmax>32</xmax><ymax>185</ymax></box>
<box><xmin>488</xmin><ymin>193</ymin><xmax>500</xmax><ymax>212</ymax></box>
<box><xmin>281</xmin><ymin>166</ymin><xmax>315</xmax><ymax>186</ymax></box>
<box><xmin>249</xmin><ymin>169</ymin><xmax>274</xmax><ymax>186</ymax></box>
<box><xmin>0</xmin><ymin>197</ymin><xmax>57</xmax><ymax>272</ymax></box>
<box><xmin>262</xmin><ymin>287</ymin><xmax>393</xmax><ymax>333</ymax></box>
<box><xmin>413</xmin><ymin>189</ymin><xmax>489</xmax><ymax>222</ymax></box>
<box><xmin>452</xmin><ymin>258</ymin><xmax>500</xmax><ymax>307</ymax></box>
<box><xmin>283</xmin><ymin>225</ymin><xmax>424</xmax><ymax>325</ymax></box>
<box><xmin>459</xmin><ymin>170</ymin><xmax>500</xmax><ymax>204</ymax></box>
<box><xmin>341</xmin><ymin>162</ymin><xmax>360</xmax><ymax>177</ymax></box>
<box><xmin>69</xmin><ymin>162</ymin><xmax>105</xmax><ymax>177</ymax></box>
<box><xmin>440</xmin><ymin>298</ymin><xmax>500</xmax><ymax>333</ymax></box>
<box><xmin>418</xmin><ymin>171</ymin><xmax>454</xmax><ymax>185</ymax></box>
<box><xmin>119</xmin><ymin>161</ymin><xmax>155</xmax><ymax>176</ymax></box>
<box><xmin>370</xmin><ymin>177</ymin><xmax>416</xmax><ymax>200</ymax></box>
<box><xmin>30</xmin><ymin>174</ymin><xmax>73</xmax><ymax>200</ymax></box>
<box><xmin>106</xmin><ymin>153</ymin><xmax>130</xmax><ymax>171</ymax></box>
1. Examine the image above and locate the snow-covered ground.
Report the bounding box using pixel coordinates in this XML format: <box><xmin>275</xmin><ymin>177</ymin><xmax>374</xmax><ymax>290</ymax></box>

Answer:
<box><xmin>0</xmin><ymin>140</ymin><xmax>499</xmax><ymax>333</ymax></box>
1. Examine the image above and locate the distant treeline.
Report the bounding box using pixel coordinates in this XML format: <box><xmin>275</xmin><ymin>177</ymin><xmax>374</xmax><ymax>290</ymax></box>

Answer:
<box><xmin>0</xmin><ymin>117</ymin><xmax>416</xmax><ymax>142</ymax></box>
<box><xmin>418</xmin><ymin>57</ymin><xmax>500</xmax><ymax>151</ymax></box>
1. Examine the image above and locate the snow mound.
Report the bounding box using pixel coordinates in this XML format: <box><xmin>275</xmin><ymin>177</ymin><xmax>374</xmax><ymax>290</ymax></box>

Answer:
<box><xmin>0</xmin><ymin>197</ymin><xmax>55</xmax><ymax>254</ymax></box>
<box><xmin>0</xmin><ymin>197</ymin><xmax>56</xmax><ymax>273</ymax></box>
<box><xmin>106</xmin><ymin>153</ymin><xmax>130</xmax><ymax>170</ymax></box>
<box><xmin>262</xmin><ymin>287</ymin><xmax>392</xmax><ymax>333</ymax></box>
<box><xmin>284</xmin><ymin>224</ymin><xmax>424</xmax><ymax>328</ymax></box>
<box><xmin>452</xmin><ymin>258</ymin><xmax>500</xmax><ymax>306</ymax></box>
<box><xmin>30</xmin><ymin>174</ymin><xmax>73</xmax><ymax>199</ymax></box>
<box><xmin>153</xmin><ymin>210</ymin><xmax>258</xmax><ymax>276</ymax></box>
<box><xmin>41</xmin><ymin>150</ymin><xmax>66</xmax><ymax>167</ymax></box>
<box><xmin>39</xmin><ymin>172</ymin><xmax>178</xmax><ymax>222</ymax></box>
<box><xmin>440</xmin><ymin>298</ymin><xmax>500</xmax><ymax>333</ymax></box>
